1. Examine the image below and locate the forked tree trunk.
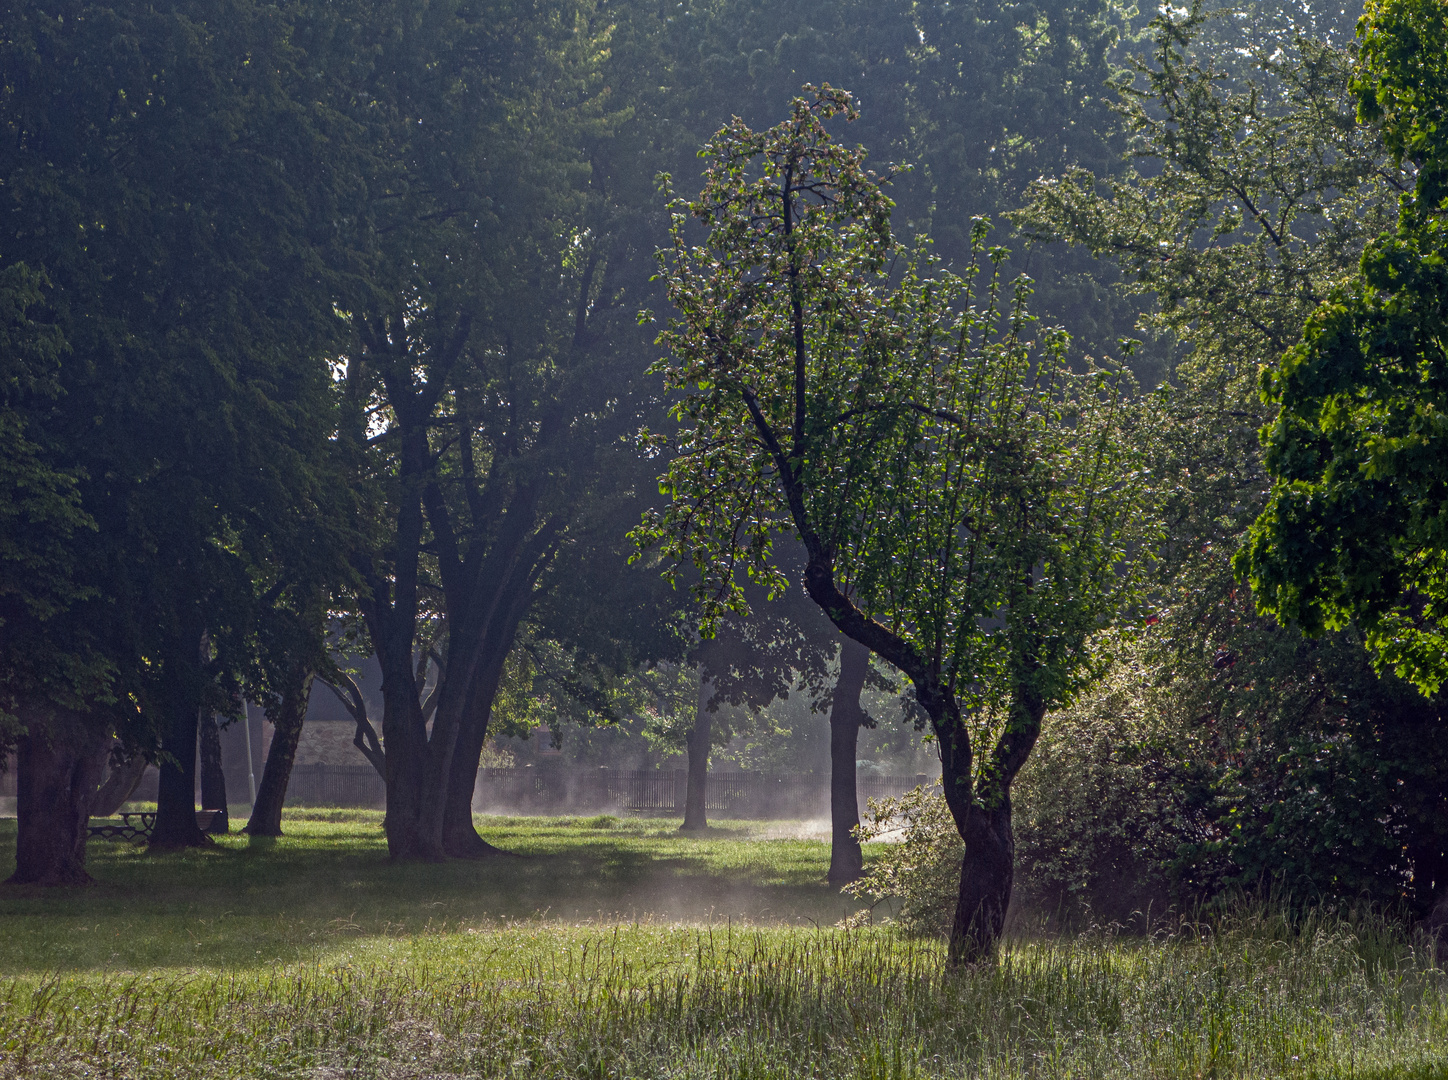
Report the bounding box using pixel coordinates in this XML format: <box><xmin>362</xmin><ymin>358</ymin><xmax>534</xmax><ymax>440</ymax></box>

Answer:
<box><xmin>950</xmin><ymin>804</ymin><xmax>1015</xmax><ymax>964</ymax></box>
<box><xmin>803</xmin><ymin>556</ymin><xmax>1027</xmax><ymax>963</ymax></box>
<box><xmin>198</xmin><ymin>713</ymin><xmax>228</xmax><ymax>833</ymax></box>
<box><xmin>246</xmin><ymin>668</ymin><xmax>313</xmax><ymax>837</ymax></box>
<box><xmin>8</xmin><ymin>705</ymin><xmax>109</xmax><ymax>886</ymax></box>
<box><xmin>827</xmin><ymin>639</ymin><xmax>870</xmax><ymax>886</ymax></box>
<box><xmin>943</xmin><ymin>691</ymin><xmax>1044</xmax><ymax>966</ymax></box>
<box><xmin>680</xmin><ymin>677</ymin><xmax>713</xmax><ymax>832</ymax></box>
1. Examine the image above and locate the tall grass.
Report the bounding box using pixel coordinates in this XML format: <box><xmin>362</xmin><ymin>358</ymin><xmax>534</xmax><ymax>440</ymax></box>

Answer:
<box><xmin>2</xmin><ymin>905</ymin><xmax>1444</xmax><ymax>1079</ymax></box>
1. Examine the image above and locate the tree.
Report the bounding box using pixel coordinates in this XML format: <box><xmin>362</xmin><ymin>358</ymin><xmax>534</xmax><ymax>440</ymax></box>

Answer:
<box><xmin>634</xmin><ymin>89</ymin><xmax>1147</xmax><ymax>963</ymax></box>
<box><xmin>0</xmin><ymin>0</ymin><xmax>352</xmax><ymax>870</ymax></box>
<box><xmin>647</xmin><ymin>0</ymin><xmax>1137</xmax><ymax>369</ymax></box>
<box><xmin>825</xmin><ymin>637</ymin><xmax>872</xmax><ymax>885</ymax></box>
<box><xmin>696</xmin><ymin>556</ymin><xmax>888</xmax><ymax>882</ymax></box>
<box><xmin>243</xmin><ymin>592</ymin><xmax>333</xmax><ymax>837</ymax></box>
<box><xmin>1016</xmin><ymin>1</ymin><xmax>1448</xmax><ymax>913</ymax></box>
<box><xmin>0</xmin><ymin>259</ymin><xmax>112</xmax><ymax>884</ymax></box>
<box><xmin>637</xmin><ymin>585</ymin><xmax>880</xmax><ymax>880</ymax></box>
<box><xmin>326</xmin><ymin>0</ymin><xmax>697</xmax><ymax>861</ymax></box>
<box><xmin>666</xmin><ymin>559</ymin><xmax>841</xmax><ymax>833</ymax></box>
<box><xmin>1238</xmin><ymin>0</ymin><xmax>1448</xmax><ymax>695</ymax></box>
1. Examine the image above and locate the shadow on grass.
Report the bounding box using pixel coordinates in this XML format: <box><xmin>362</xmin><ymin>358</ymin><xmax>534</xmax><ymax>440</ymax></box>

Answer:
<box><xmin>0</xmin><ymin>811</ymin><xmax>863</xmax><ymax>974</ymax></box>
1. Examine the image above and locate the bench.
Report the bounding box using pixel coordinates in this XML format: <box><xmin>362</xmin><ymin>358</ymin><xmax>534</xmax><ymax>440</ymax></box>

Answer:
<box><xmin>88</xmin><ymin>809</ymin><xmax>224</xmax><ymax>840</ymax></box>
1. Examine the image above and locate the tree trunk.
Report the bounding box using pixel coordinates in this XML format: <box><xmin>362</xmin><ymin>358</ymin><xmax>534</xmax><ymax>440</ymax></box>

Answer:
<box><xmin>441</xmin><ymin>646</ymin><xmax>513</xmax><ymax>859</ymax></box>
<box><xmin>246</xmin><ymin>668</ymin><xmax>313</xmax><ymax>836</ymax></box>
<box><xmin>378</xmin><ymin>645</ymin><xmax>441</xmax><ymax>861</ymax></box>
<box><xmin>680</xmin><ymin>676</ymin><xmax>713</xmax><ymax>832</ymax></box>
<box><xmin>198</xmin><ymin>713</ymin><xmax>228</xmax><ymax>833</ymax></box>
<box><xmin>151</xmin><ymin>704</ymin><xmax>208</xmax><ymax>848</ymax></box>
<box><xmin>827</xmin><ymin>639</ymin><xmax>870</xmax><ymax>886</ymax></box>
<box><xmin>150</xmin><ymin>622</ymin><xmax>210</xmax><ymax>849</ymax></box>
<box><xmin>944</xmin><ymin>689</ymin><xmax>1044</xmax><ymax>966</ymax></box>
<box><xmin>797</xmin><ymin>545</ymin><xmax>1045</xmax><ymax>964</ymax></box>
<box><xmin>8</xmin><ymin>705</ymin><xmax>109</xmax><ymax>886</ymax></box>
<box><xmin>949</xmin><ymin>802</ymin><xmax>1015</xmax><ymax>965</ymax></box>
<box><xmin>90</xmin><ymin>749</ymin><xmax>149</xmax><ymax>818</ymax></box>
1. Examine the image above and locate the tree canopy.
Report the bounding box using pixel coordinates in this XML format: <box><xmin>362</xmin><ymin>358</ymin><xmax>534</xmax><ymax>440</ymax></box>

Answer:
<box><xmin>1238</xmin><ymin>0</ymin><xmax>1448</xmax><ymax>694</ymax></box>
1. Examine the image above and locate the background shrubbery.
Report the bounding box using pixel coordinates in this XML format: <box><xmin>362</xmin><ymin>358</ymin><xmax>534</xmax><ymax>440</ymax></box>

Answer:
<box><xmin>851</xmin><ymin>626</ymin><xmax>1448</xmax><ymax>936</ymax></box>
<box><xmin>848</xmin><ymin>648</ymin><xmax>1200</xmax><ymax>937</ymax></box>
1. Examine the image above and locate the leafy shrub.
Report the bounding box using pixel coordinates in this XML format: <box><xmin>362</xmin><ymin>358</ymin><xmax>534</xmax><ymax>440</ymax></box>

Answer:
<box><xmin>1011</xmin><ymin>655</ymin><xmax>1210</xmax><ymax>925</ymax></box>
<box><xmin>1160</xmin><ymin>612</ymin><xmax>1448</xmax><ymax>911</ymax></box>
<box><xmin>846</xmin><ymin>649</ymin><xmax>1208</xmax><ymax>936</ymax></box>
<box><xmin>846</xmin><ymin>625</ymin><xmax>1448</xmax><ymax>935</ymax></box>
<box><xmin>844</xmin><ymin>782</ymin><xmax>962</xmax><ymax>937</ymax></box>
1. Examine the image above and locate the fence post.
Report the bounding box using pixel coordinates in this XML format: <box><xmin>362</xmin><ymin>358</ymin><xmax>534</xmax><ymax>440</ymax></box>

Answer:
<box><xmin>596</xmin><ymin>766</ymin><xmax>611</xmax><ymax>811</ymax></box>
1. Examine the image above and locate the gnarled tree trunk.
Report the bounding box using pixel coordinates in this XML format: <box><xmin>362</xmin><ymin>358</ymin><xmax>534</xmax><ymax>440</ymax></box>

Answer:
<box><xmin>799</xmin><ymin>557</ymin><xmax>1050</xmax><ymax>965</ymax></box>
<box><xmin>827</xmin><ymin>639</ymin><xmax>870</xmax><ymax>886</ymax></box>
<box><xmin>246</xmin><ymin>668</ymin><xmax>314</xmax><ymax>836</ymax></box>
<box><xmin>945</xmin><ymin>689</ymin><xmax>1045</xmax><ymax>966</ymax></box>
<box><xmin>950</xmin><ymin>803</ymin><xmax>1015</xmax><ymax>964</ymax></box>
<box><xmin>680</xmin><ymin>676</ymin><xmax>713</xmax><ymax>832</ymax></box>
<box><xmin>8</xmin><ymin>703</ymin><xmax>109</xmax><ymax>886</ymax></box>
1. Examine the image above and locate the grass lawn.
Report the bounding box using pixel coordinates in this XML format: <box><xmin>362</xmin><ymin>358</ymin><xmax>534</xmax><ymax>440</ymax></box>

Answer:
<box><xmin>1</xmin><ymin>810</ymin><xmax>1446</xmax><ymax>1078</ymax></box>
<box><xmin>0</xmin><ymin>810</ymin><xmax>858</xmax><ymax>974</ymax></box>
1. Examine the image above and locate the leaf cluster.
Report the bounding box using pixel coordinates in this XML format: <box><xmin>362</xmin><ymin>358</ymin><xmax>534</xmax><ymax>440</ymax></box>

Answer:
<box><xmin>1238</xmin><ymin>0</ymin><xmax>1448</xmax><ymax>693</ymax></box>
<box><xmin>637</xmin><ymin>89</ymin><xmax>1152</xmax><ymax>731</ymax></box>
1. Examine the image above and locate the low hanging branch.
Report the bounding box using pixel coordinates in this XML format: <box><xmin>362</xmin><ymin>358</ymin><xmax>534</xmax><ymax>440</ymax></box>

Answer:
<box><xmin>322</xmin><ymin>675</ymin><xmax>386</xmax><ymax>778</ymax></box>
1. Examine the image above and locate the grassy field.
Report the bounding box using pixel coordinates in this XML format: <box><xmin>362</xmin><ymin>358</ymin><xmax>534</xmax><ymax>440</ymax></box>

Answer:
<box><xmin>0</xmin><ymin>810</ymin><xmax>857</xmax><ymax>973</ymax></box>
<box><xmin>1</xmin><ymin>810</ymin><xmax>1446</xmax><ymax>1078</ymax></box>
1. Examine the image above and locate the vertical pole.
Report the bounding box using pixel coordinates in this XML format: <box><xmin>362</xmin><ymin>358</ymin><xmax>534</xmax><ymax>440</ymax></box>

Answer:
<box><xmin>243</xmin><ymin>703</ymin><xmax>258</xmax><ymax>806</ymax></box>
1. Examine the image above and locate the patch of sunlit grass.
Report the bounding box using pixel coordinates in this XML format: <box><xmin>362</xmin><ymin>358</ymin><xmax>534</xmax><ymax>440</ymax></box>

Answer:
<box><xmin>0</xmin><ymin>810</ymin><xmax>864</xmax><ymax>974</ymax></box>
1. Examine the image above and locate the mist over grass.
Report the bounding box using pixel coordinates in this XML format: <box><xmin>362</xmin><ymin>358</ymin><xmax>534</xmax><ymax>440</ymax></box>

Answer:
<box><xmin>2</xmin><ymin>812</ymin><xmax>1446</xmax><ymax>1078</ymax></box>
<box><xmin>0</xmin><ymin>811</ymin><xmax>867</xmax><ymax>974</ymax></box>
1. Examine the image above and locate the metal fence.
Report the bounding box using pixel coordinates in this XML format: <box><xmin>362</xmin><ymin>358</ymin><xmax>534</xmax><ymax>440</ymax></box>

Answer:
<box><xmin>2</xmin><ymin>756</ymin><xmax>932</xmax><ymax>819</ymax></box>
<box><xmin>468</xmin><ymin>766</ymin><xmax>931</xmax><ymax>818</ymax></box>
<box><xmin>617</xmin><ymin>769</ymin><xmax>679</xmax><ymax>812</ymax></box>
<box><xmin>284</xmin><ymin>764</ymin><xmax>935</xmax><ymax>816</ymax></box>
<box><xmin>285</xmin><ymin>763</ymin><xmax>387</xmax><ymax>808</ymax></box>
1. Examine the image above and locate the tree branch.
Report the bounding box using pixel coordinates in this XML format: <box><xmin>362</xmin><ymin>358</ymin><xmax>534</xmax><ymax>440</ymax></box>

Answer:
<box><xmin>321</xmin><ymin>675</ymin><xmax>386</xmax><ymax>778</ymax></box>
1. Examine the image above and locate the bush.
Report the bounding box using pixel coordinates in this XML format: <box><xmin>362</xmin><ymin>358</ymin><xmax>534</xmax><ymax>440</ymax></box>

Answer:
<box><xmin>846</xmin><ymin>624</ymin><xmax>1448</xmax><ymax>936</ymax></box>
<box><xmin>846</xmin><ymin>650</ymin><xmax>1208</xmax><ymax>936</ymax></box>
<box><xmin>1011</xmin><ymin>655</ymin><xmax>1210</xmax><ymax>926</ymax></box>
<box><xmin>844</xmin><ymin>782</ymin><xmax>962</xmax><ymax>937</ymax></box>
